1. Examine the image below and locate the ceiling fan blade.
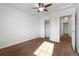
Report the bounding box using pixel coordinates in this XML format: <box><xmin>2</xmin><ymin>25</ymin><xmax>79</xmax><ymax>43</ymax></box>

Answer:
<box><xmin>38</xmin><ymin>3</ymin><xmax>44</xmax><ymax>7</ymax></box>
<box><xmin>42</xmin><ymin>3</ymin><xmax>44</xmax><ymax>7</ymax></box>
<box><xmin>44</xmin><ymin>9</ymin><xmax>48</xmax><ymax>12</ymax></box>
<box><xmin>45</xmin><ymin>3</ymin><xmax>52</xmax><ymax>7</ymax></box>
<box><xmin>38</xmin><ymin>3</ymin><xmax>41</xmax><ymax>7</ymax></box>
<box><xmin>32</xmin><ymin>7</ymin><xmax>38</xmax><ymax>9</ymax></box>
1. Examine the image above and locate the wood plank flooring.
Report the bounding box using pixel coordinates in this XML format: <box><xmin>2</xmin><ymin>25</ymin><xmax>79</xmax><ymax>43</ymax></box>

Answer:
<box><xmin>0</xmin><ymin>36</ymin><xmax>78</xmax><ymax>56</ymax></box>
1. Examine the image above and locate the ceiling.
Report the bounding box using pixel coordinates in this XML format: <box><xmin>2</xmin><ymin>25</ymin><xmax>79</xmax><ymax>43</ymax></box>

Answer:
<box><xmin>4</xmin><ymin>3</ymin><xmax>73</xmax><ymax>17</ymax></box>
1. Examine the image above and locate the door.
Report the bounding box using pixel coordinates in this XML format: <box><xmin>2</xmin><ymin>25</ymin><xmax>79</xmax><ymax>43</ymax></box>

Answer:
<box><xmin>50</xmin><ymin>8</ymin><xmax>75</xmax><ymax>50</ymax></box>
<box><xmin>45</xmin><ymin>20</ymin><xmax>50</xmax><ymax>37</ymax></box>
<box><xmin>63</xmin><ymin>23</ymin><xmax>70</xmax><ymax>35</ymax></box>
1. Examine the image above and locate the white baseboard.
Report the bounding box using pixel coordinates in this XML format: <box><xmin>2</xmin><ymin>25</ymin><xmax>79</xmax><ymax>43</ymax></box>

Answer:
<box><xmin>77</xmin><ymin>48</ymin><xmax>79</xmax><ymax>53</ymax></box>
<box><xmin>0</xmin><ymin>36</ymin><xmax>40</xmax><ymax>49</ymax></box>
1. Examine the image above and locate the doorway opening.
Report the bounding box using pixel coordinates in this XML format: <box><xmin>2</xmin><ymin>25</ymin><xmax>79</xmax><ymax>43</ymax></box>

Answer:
<box><xmin>63</xmin><ymin>23</ymin><xmax>70</xmax><ymax>35</ymax></box>
<box><xmin>44</xmin><ymin>20</ymin><xmax>50</xmax><ymax>38</ymax></box>
<box><xmin>60</xmin><ymin>15</ymin><xmax>72</xmax><ymax>41</ymax></box>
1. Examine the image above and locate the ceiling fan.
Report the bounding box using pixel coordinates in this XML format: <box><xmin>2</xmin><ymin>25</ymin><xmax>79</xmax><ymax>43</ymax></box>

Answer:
<box><xmin>32</xmin><ymin>3</ymin><xmax>52</xmax><ymax>12</ymax></box>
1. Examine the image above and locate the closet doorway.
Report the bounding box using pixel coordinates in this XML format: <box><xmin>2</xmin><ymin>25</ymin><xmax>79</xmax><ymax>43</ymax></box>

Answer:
<box><xmin>45</xmin><ymin>20</ymin><xmax>50</xmax><ymax>38</ymax></box>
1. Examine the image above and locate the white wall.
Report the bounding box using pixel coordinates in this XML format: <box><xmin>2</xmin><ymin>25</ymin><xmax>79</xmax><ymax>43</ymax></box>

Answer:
<box><xmin>75</xmin><ymin>4</ymin><xmax>79</xmax><ymax>53</ymax></box>
<box><xmin>50</xmin><ymin>13</ymin><xmax>60</xmax><ymax>42</ymax></box>
<box><xmin>0</xmin><ymin>4</ymin><xmax>41</xmax><ymax>49</ymax></box>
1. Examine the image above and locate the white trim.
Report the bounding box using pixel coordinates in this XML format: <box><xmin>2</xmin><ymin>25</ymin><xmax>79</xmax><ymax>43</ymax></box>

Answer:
<box><xmin>0</xmin><ymin>36</ymin><xmax>40</xmax><ymax>49</ymax></box>
<box><xmin>56</xmin><ymin>4</ymin><xmax>73</xmax><ymax>11</ymax></box>
<box><xmin>52</xmin><ymin>4</ymin><xmax>74</xmax><ymax>13</ymax></box>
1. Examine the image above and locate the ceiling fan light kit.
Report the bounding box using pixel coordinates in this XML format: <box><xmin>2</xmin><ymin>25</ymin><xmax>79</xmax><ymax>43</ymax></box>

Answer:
<box><xmin>32</xmin><ymin>3</ymin><xmax>52</xmax><ymax>12</ymax></box>
<box><xmin>39</xmin><ymin>7</ymin><xmax>44</xmax><ymax>11</ymax></box>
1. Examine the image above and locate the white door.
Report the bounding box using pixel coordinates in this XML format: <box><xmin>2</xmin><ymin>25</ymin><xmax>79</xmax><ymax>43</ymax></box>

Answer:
<box><xmin>63</xmin><ymin>23</ymin><xmax>70</xmax><ymax>35</ymax></box>
<box><xmin>50</xmin><ymin>8</ymin><xmax>75</xmax><ymax>50</ymax></box>
<box><xmin>45</xmin><ymin>20</ymin><xmax>50</xmax><ymax>37</ymax></box>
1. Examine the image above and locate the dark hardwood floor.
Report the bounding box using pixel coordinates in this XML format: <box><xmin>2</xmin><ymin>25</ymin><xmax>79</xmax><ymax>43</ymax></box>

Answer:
<box><xmin>0</xmin><ymin>36</ymin><xmax>78</xmax><ymax>56</ymax></box>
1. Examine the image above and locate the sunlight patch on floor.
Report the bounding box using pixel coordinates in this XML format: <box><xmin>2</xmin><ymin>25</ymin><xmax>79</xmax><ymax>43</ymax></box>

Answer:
<box><xmin>34</xmin><ymin>41</ymin><xmax>54</xmax><ymax>56</ymax></box>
